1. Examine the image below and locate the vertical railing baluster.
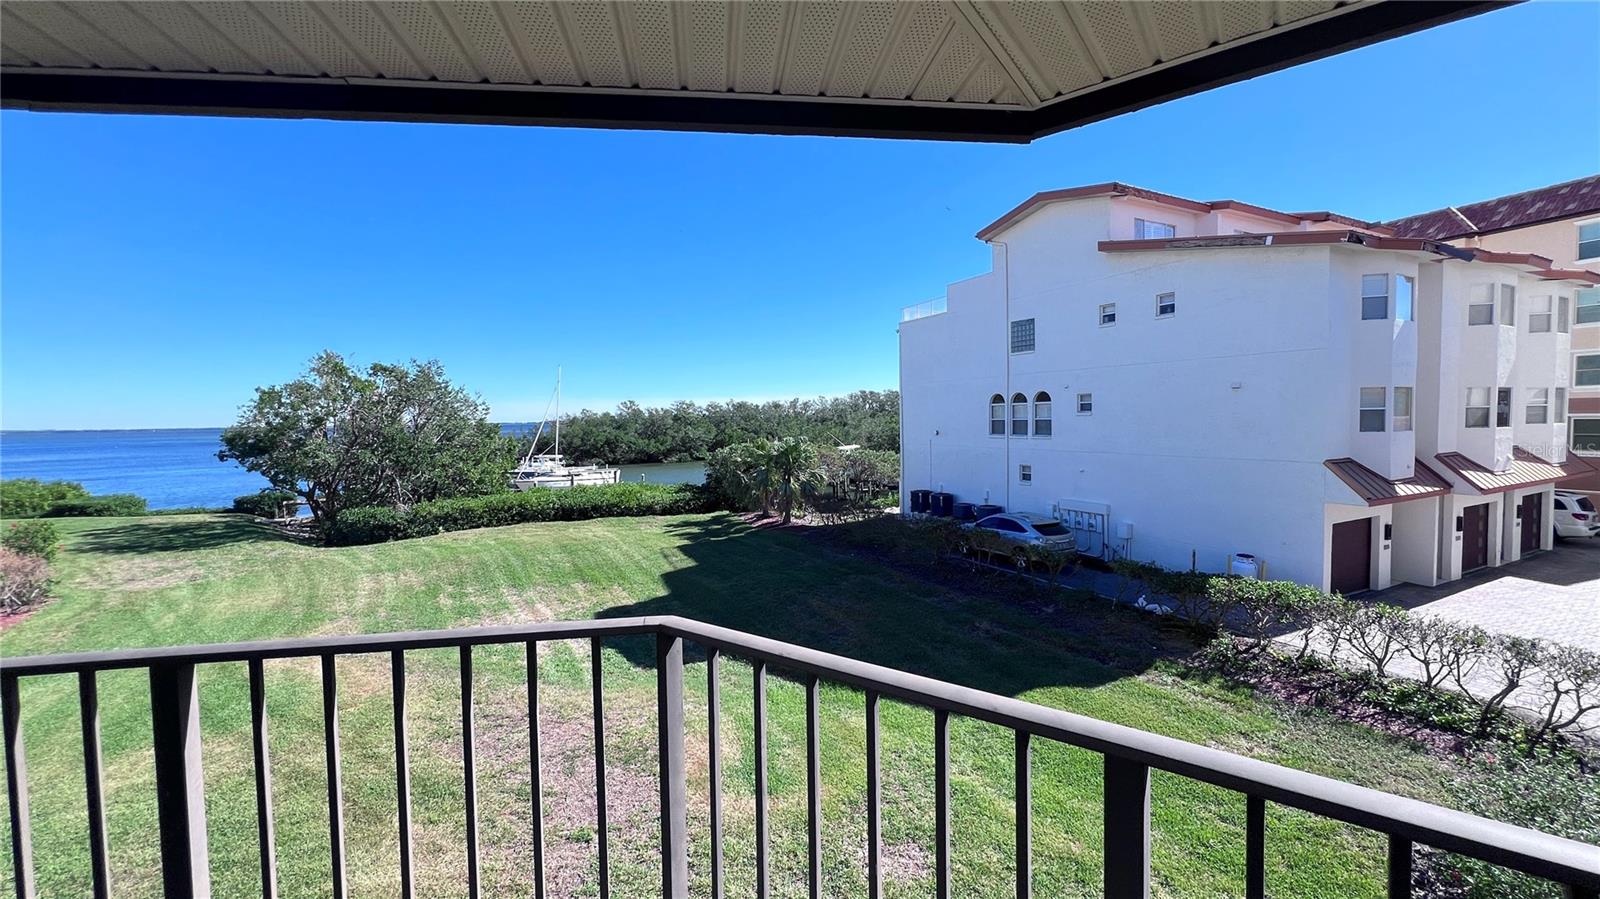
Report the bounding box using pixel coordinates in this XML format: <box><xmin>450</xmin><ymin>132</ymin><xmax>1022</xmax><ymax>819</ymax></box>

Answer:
<box><xmin>591</xmin><ymin>637</ymin><xmax>609</xmax><ymax>899</ymax></box>
<box><xmin>657</xmin><ymin>633</ymin><xmax>688</xmax><ymax>899</ymax></box>
<box><xmin>321</xmin><ymin>654</ymin><xmax>348</xmax><ymax>899</ymax></box>
<box><xmin>247</xmin><ymin>660</ymin><xmax>277</xmax><ymax>899</ymax></box>
<box><xmin>707</xmin><ymin>648</ymin><xmax>724</xmax><ymax>899</ymax></box>
<box><xmin>1102</xmin><ymin>755</ymin><xmax>1150</xmax><ymax>899</ymax></box>
<box><xmin>150</xmin><ymin>662</ymin><xmax>211</xmax><ymax>899</ymax></box>
<box><xmin>1245</xmin><ymin>796</ymin><xmax>1265</xmax><ymax>899</ymax></box>
<box><xmin>526</xmin><ymin>642</ymin><xmax>545</xmax><ymax>899</ymax></box>
<box><xmin>866</xmin><ymin>690</ymin><xmax>881</xmax><ymax>899</ymax></box>
<box><xmin>461</xmin><ymin>645</ymin><xmax>481</xmax><ymax>899</ymax></box>
<box><xmin>1388</xmin><ymin>836</ymin><xmax>1412</xmax><ymax>898</ymax></box>
<box><xmin>754</xmin><ymin>661</ymin><xmax>769</xmax><ymax>899</ymax></box>
<box><xmin>1015</xmin><ymin>731</ymin><xmax>1030</xmax><ymax>899</ymax></box>
<box><xmin>935</xmin><ymin>709</ymin><xmax>951</xmax><ymax>899</ymax></box>
<box><xmin>806</xmin><ymin>675</ymin><xmax>822</xmax><ymax>899</ymax></box>
<box><xmin>3</xmin><ymin>672</ymin><xmax>36</xmax><ymax>899</ymax></box>
<box><xmin>78</xmin><ymin>672</ymin><xmax>111</xmax><ymax>899</ymax></box>
<box><xmin>392</xmin><ymin>651</ymin><xmax>415</xmax><ymax>899</ymax></box>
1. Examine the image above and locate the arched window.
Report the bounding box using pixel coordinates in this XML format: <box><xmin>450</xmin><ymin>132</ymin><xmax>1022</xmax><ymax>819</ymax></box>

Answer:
<box><xmin>1033</xmin><ymin>392</ymin><xmax>1052</xmax><ymax>436</ymax></box>
<box><xmin>1011</xmin><ymin>393</ymin><xmax>1029</xmax><ymax>436</ymax></box>
<box><xmin>989</xmin><ymin>394</ymin><xmax>1005</xmax><ymax>435</ymax></box>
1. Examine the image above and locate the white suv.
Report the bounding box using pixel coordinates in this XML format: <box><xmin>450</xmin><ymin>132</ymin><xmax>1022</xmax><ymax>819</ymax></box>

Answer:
<box><xmin>1553</xmin><ymin>491</ymin><xmax>1599</xmax><ymax>540</ymax></box>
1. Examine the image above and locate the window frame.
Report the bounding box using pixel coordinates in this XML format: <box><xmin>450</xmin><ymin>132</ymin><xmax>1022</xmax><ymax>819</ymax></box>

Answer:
<box><xmin>1556</xmin><ymin>387</ymin><xmax>1567</xmax><ymax>424</ymax></box>
<box><xmin>1467</xmin><ymin>283</ymin><xmax>1495</xmax><ymax>326</ymax></box>
<box><xmin>1032</xmin><ymin>391</ymin><xmax>1052</xmax><ymax>437</ymax></box>
<box><xmin>1010</xmin><ymin>392</ymin><xmax>1029</xmax><ymax>436</ymax></box>
<box><xmin>1578</xmin><ymin>219</ymin><xmax>1600</xmax><ymax>263</ymax></box>
<box><xmin>1360</xmin><ymin>274</ymin><xmax>1389</xmax><ymax>320</ymax></box>
<box><xmin>1529</xmin><ymin>295</ymin><xmax>1552</xmax><ymax>333</ymax></box>
<box><xmin>1155</xmin><ymin>292</ymin><xmax>1176</xmax><ymax>318</ymax></box>
<box><xmin>1395</xmin><ymin>274</ymin><xmax>1415</xmax><ymax>322</ymax></box>
<box><xmin>1018</xmin><ymin>464</ymin><xmax>1033</xmax><ymax>485</ymax></box>
<box><xmin>1393</xmin><ymin>386</ymin><xmax>1413</xmax><ymax>432</ymax></box>
<box><xmin>1098</xmin><ymin>303</ymin><xmax>1117</xmax><ymax>327</ymax></box>
<box><xmin>1578</xmin><ymin>287</ymin><xmax>1600</xmax><ymax>325</ymax></box>
<box><xmin>1134</xmin><ymin>217</ymin><xmax>1176</xmax><ymax>240</ymax></box>
<box><xmin>1076</xmin><ymin>392</ymin><xmax>1093</xmax><ymax>415</ymax></box>
<box><xmin>1577</xmin><ymin>354</ymin><xmax>1600</xmax><ymax>388</ymax></box>
<box><xmin>1499</xmin><ymin>284</ymin><xmax>1516</xmax><ymax>326</ymax></box>
<box><xmin>1359</xmin><ymin>387</ymin><xmax>1387</xmax><ymax>433</ymax></box>
<box><xmin>1559</xmin><ymin>295</ymin><xmax>1572</xmax><ymax>333</ymax></box>
<box><xmin>1496</xmin><ymin>387</ymin><xmax>1512</xmax><ymax>428</ymax></box>
<box><xmin>1573</xmin><ymin>417</ymin><xmax>1600</xmax><ymax>455</ymax></box>
<box><xmin>1526</xmin><ymin>388</ymin><xmax>1550</xmax><ymax>425</ymax></box>
<box><xmin>989</xmin><ymin>394</ymin><xmax>1006</xmax><ymax>436</ymax></box>
<box><xmin>1009</xmin><ymin>317</ymin><xmax>1036</xmax><ymax>355</ymax></box>
<box><xmin>1465</xmin><ymin>387</ymin><xmax>1491</xmax><ymax>429</ymax></box>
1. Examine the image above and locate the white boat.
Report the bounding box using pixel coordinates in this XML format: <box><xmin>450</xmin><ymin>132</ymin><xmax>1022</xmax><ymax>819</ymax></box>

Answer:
<box><xmin>510</xmin><ymin>368</ymin><xmax>622</xmax><ymax>491</ymax></box>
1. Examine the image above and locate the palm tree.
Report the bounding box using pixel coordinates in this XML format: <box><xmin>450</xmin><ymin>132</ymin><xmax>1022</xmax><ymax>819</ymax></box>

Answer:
<box><xmin>767</xmin><ymin>437</ymin><xmax>821</xmax><ymax>524</ymax></box>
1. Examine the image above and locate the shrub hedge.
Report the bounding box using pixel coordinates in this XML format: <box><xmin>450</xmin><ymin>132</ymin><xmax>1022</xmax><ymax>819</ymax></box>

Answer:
<box><xmin>232</xmin><ymin>491</ymin><xmax>298</xmax><ymax>518</ymax></box>
<box><xmin>0</xmin><ymin>478</ymin><xmax>91</xmax><ymax>518</ymax></box>
<box><xmin>40</xmin><ymin>494</ymin><xmax>149</xmax><ymax>517</ymax></box>
<box><xmin>2</xmin><ymin>520</ymin><xmax>60</xmax><ymax>561</ymax></box>
<box><xmin>325</xmin><ymin>483</ymin><xmax>716</xmax><ymax>546</ymax></box>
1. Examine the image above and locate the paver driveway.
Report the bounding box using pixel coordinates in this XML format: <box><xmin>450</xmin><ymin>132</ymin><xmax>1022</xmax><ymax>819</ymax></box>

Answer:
<box><xmin>1375</xmin><ymin>536</ymin><xmax>1600</xmax><ymax>653</ymax></box>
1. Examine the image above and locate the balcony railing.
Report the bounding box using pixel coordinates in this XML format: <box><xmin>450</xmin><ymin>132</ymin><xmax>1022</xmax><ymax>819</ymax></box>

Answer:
<box><xmin>3</xmin><ymin>616</ymin><xmax>1598</xmax><ymax>899</ymax></box>
<box><xmin>900</xmin><ymin>296</ymin><xmax>947</xmax><ymax>322</ymax></box>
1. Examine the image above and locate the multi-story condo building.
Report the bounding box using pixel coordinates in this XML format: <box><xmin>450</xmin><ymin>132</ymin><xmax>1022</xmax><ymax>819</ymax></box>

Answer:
<box><xmin>1387</xmin><ymin>175</ymin><xmax>1600</xmax><ymax>496</ymax></box>
<box><xmin>899</xmin><ymin>182</ymin><xmax>1596</xmax><ymax>593</ymax></box>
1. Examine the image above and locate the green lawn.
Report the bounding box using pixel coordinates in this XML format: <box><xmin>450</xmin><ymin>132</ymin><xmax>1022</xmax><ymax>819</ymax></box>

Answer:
<box><xmin>1</xmin><ymin>513</ymin><xmax>1483</xmax><ymax>898</ymax></box>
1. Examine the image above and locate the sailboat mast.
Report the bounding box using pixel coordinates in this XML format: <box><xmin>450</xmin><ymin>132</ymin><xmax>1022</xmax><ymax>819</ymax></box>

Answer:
<box><xmin>554</xmin><ymin>366</ymin><xmax>561</xmax><ymax>457</ymax></box>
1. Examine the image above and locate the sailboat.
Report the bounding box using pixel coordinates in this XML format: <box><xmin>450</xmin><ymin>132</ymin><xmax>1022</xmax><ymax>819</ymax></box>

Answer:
<box><xmin>509</xmin><ymin>368</ymin><xmax>622</xmax><ymax>490</ymax></box>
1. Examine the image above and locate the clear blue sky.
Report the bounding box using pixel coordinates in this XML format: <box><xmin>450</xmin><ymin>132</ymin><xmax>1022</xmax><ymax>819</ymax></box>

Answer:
<box><xmin>3</xmin><ymin>1</ymin><xmax>1596</xmax><ymax>430</ymax></box>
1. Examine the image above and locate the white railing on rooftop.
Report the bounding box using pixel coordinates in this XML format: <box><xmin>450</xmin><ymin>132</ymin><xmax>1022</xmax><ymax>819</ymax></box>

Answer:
<box><xmin>901</xmin><ymin>296</ymin><xmax>947</xmax><ymax>322</ymax></box>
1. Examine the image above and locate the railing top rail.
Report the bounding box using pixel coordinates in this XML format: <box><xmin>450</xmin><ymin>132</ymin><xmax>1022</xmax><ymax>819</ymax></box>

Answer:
<box><xmin>3</xmin><ymin>614</ymin><xmax>1596</xmax><ymax>887</ymax></box>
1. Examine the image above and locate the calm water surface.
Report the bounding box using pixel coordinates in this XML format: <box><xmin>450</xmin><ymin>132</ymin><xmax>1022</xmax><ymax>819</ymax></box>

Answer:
<box><xmin>0</xmin><ymin>428</ymin><xmax>704</xmax><ymax>510</ymax></box>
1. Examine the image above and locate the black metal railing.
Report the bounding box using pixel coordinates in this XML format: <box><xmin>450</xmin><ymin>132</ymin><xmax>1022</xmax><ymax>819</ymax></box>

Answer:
<box><xmin>3</xmin><ymin>615</ymin><xmax>1598</xmax><ymax>899</ymax></box>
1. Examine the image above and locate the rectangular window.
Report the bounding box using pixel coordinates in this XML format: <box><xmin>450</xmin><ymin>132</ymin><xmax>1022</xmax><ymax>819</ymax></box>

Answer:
<box><xmin>1018</xmin><ymin>464</ymin><xmax>1033</xmax><ymax>484</ymax></box>
<box><xmin>1500</xmin><ymin>284</ymin><xmax>1516</xmax><ymax>325</ymax></box>
<box><xmin>1497</xmin><ymin>387</ymin><xmax>1512</xmax><ymax>427</ymax></box>
<box><xmin>1556</xmin><ymin>387</ymin><xmax>1566</xmax><ymax>424</ymax></box>
<box><xmin>1580</xmin><ymin>221</ymin><xmax>1600</xmax><ymax>261</ymax></box>
<box><xmin>1034</xmin><ymin>397</ymin><xmax>1052</xmax><ymax>436</ymax></box>
<box><xmin>990</xmin><ymin>400</ymin><xmax>1005</xmax><ymax>435</ymax></box>
<box><xmin>1578</xmin><ymin>354</ymin><xmax>1600</xmax><ymax>387</ymax></box>
<box><xmin>1359</xmin><ymin>387</ymin><xmax>1386</xmax><ymax>432</ymax></box>
<box><xmin>1526</xmin><ymin>388</ymin><xmax>1550</xmax><ymax>424</ymax></box>
<box><xmin>1468</xmin><ymin>284</ymin><xmax>1495</xmax><ymax>325</ymax></box>
<box><xmin>1465</xmin><ymin>387</ymin><xmax>1491</xmax><ymax>428</ymax></box>
<box><xmin>1155</xmin><ymin>292</ymin><xmax>1176</xmax><ymax>317</ymax></box>
<box><xmin>1559</xmin><ymin>296</ymin><xmax>1572</xmax><ymax>333</ymax></box>
<box><xmin>1099</xmin><ymin>303</ymin><xmax>1117</xmax><ymax>326</ymax></box>
<box><xmin>1395</xmin><ymin>275</ymin><xmax>1415</xmax><ymax>322</ymax></box>
<box><xmin>1011</xmin><ymin>397</ymin><xmax>1029</xmax><ymax>436</ymax></box>
<box><xmin>1134</xmin><ymin>218</ymin><xmax>1176</xmax><ymax>239</ymax></box>
<box><xmin>1393</xmin><ymin>387</ymin><xmax>1413</xmax><ymax>432</ymax></box>
<box><xmin>1574</xmin><ymin>419</ymin><xmax>1600</xmax><ymax>454</ymax></box>
<box><xmin>1076</xmin><ymin>393</ymin><xmax>1093</xmax><ymax>415</ymax></box>
<box><xmin>1361</xmin><ymin>274</ymin><xmax>1388</xmax><ymax>320</ymax></box>
<box><xmin>1580</xmin><ymin>288</ymin><xmax>1600</xmax><ymax>325</ymax></box>
<box><xmin>1529</xmin><ymin>296</ymin><xmax>1552</xmax><ymax>333</ymax></box>
<box><xmin>1010</xmin><ymin>318</ymin><xmax>1035</xmax><ymax>354</ymax></box>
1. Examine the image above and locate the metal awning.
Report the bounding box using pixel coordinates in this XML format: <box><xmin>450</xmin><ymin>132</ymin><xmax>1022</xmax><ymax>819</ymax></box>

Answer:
<box><xmin>1</xmin><ymin>1</ymin><xmax>1505</xmax><ymax>142</ymax></box>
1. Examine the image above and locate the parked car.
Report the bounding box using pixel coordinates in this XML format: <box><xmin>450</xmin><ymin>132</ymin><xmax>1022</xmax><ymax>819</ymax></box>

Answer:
<box><xmin>963</xmin><ymin>512</ymin><xmax>1077</xmax><ymax>567</ymax></box>
<box><xmin>1553</xmin><ymin>491</ymin><xmax>1600</xmax><ymax>539</ymax></box>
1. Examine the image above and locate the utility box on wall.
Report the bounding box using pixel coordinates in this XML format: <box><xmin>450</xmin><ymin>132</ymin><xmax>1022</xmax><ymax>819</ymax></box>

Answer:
<box><xmin>1054</xmin><ymin>499</ymin><xmax>1110</xmax><ymax>560</ymax></box>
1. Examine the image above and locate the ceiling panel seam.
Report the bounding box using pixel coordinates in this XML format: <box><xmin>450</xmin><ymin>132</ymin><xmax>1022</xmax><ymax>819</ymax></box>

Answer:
<box><xmin>117</xmin><ymin>2</ymin><xmax>218</xmax><ymax>72</ymax></box>
<box><xmin>549</xmin><ymin>2</ymin><xmax>593</xmax><ymax>87</ymax></box>
<box><xmin>367</xmin><ymin>2</ymin><xmax>437</xmax><ymax>79</ymax></box>
<box><xmin>861</xmin><ymin>1</ymin><xmax>913</xmax><ymax>99</ymax></box>
<box><xmin>817</xmin><ymin>0</ymin><xmax>856</xmax><ymax>97</ymax></box>
<box><xmin>1055</xmin><ymin>2</ymin><xmax>1113</xmax><ymax>82</ymax></box>
<box><xmin>0</xmin><ymin>10</ymin><xmax>91</xmax><ymax>68</ymax></box>
<box><xmin>168</xmin><ymin>4</ymin><xmax>274</xmax><ymax>73</ymax></box>
<box><xmin>611</xmin><ymin>0</ymin><xmax>644</xmax><ymax>88</ymax></box>
<box><xmin>429</xmin><ymin>2</ymin><xmax>496</xmax><ymax>82</ymax></box>
<box><xmin>19</xmin><ymin>2</ymin><xmax>153</xmax><ymax>71</ymax></box>
<box><xmin>487</xmin><ymin>1</ymin><xmax>539</xmax><ymax>82</ymax></box>
<box><xmin>947</xmin><ymin>1</ymin><xmax>1039</xmax><ymax>107</ymax></box>
<box><xmin>216</xmin><ymin>3</ymin><xmax>327</xmax><ymax>75</ymax></box>
<box><xmin>302</xmin><ymin>2</ymin><xmax>383</xmax><ymax>79</ymax></box>
<box><xmin>1126</xmin><ymin>1</ymin><xmax>1166</xmax><ymax>63</ymax></box>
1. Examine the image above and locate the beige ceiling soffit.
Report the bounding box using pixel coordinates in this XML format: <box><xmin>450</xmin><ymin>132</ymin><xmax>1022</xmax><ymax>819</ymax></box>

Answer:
<box><xmin>948</xmin><ymin>1</ymin><xmax>1042</xmax><ymax>108</ymax></box>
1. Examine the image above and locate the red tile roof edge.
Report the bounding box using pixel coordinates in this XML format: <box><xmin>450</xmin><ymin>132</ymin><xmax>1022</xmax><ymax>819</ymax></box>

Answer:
<box><xmin>1097</xmin><ymin>230</ymin><xmax>1474</xmax><ymax>259</ymax></box>
<box><xmin>975</xmin><ymin>182</ymin><xmax>1389</xmax><ymax>242</ymax></box>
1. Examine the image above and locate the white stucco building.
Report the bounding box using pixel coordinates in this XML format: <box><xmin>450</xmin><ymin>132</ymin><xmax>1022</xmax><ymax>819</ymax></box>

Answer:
<box><xmin>899</xmin><ymin>182</ymin><xmax>1597</xmax><ymax>593</ymax></box>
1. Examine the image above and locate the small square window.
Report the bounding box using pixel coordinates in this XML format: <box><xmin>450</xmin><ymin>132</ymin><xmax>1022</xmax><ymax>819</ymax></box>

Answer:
<box><xmin>1465</xmin><ymin>387</ymin><xmax>1491</xmax><ymax>428</ymax></box>
<box><xmin>1579</xmin><ymin>287</ymin><xmax>1600</xmax><ymax>325</ymax></box>
<box><xmin>1359</xmin><ymin>387</ymin><xmax>1386</xmax><ymax>432</ymax></box>
<box><xmin>1010</xmin><ymin>318</ymin><xmax>1035</xmax><ymax>354</ymax></box>
<box><xmin>1155</xmin><ymin>292</ymin><xmax>1176</xmax><ymax>317</ymax></box>
<box><xmin>1134</xmin><ymin>218</ymin><xmax>1176</xmax><ymax>239</ymax></box>
<box><xmin>1526</xmin><ymin>388</ymin><xmax>1549</xmax><ymax>424</ymax></box>
<box><xmin>1099</xmin><ymin>303</ymin><xmax>1117</xmax><ymax>326</ymax></box>
<box><xmin>1361</xmin><ymin>274</ymin><xmax>1388</xmax><ymax>320</ymax></box>
<box><xmin>1528</xmin><ymin>296</ymin><xmax>1552</xmax><ymax>333</ymax></box>
<box><xmin>1579</xmin><ymin>221</ymin><xmax>1600</xmax><ymax>261</ymax></box>
<box><xmin>1076</xmin><ymin>393</ymin><xmax>1093</xmax><ymax>415</ymax></box>
<box><xmin>1577</xmin><ymin>354</ymin><xmax>1600</xmax><ymax>387</ymax></box>
<box><xmin>1468</xmin><ymin>284</ymin><xmax>1495</xmax><ymax>325</ymax></box>
<box><xmin>1575</xmin><ymin>418</ymin><xmax>1600</xmax><ymax>454</ymax></box>
<box><xmin>1018</xmin><ymin>464</ymin><xmax>1033</xmax><ymax>484</ymax></box>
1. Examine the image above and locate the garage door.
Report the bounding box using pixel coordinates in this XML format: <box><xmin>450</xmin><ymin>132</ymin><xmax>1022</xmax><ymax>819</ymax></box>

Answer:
<box><xmin>1330</xmin><ymin>518</ymin><xmax>1372</xmax><ymax>595</ymax></box>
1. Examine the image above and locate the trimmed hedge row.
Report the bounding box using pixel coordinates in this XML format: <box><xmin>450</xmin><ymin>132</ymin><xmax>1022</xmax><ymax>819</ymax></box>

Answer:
<box><xmin>39</xmin><ymin>494</ymin><xmax>149</xmax><ymax>517</ymax></box>
<box><xmin>325</xmin><ymin>483</ymin><xmax>716</xmax><ymax>546</ymax></box>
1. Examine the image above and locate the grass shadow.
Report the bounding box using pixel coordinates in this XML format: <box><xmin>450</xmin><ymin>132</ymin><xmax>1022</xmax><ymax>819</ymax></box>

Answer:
<box><xmin>66</xmin><ymin>514</ymin><xmax>295</xmax><ymax>555</ymax></box>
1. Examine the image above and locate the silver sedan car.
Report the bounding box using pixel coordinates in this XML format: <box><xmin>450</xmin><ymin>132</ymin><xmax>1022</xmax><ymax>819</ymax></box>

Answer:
<box><xmin>967</xmin><ymin>512</ymin><xmax>1077</xmax><ymax>557</ymax></box>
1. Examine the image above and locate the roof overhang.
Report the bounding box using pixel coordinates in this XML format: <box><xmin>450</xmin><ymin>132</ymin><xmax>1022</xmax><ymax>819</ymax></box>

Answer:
<box><xmin>0</xmin><ymin>1</ymin><xmax>1509</xmax><ymax>142</ymax></box>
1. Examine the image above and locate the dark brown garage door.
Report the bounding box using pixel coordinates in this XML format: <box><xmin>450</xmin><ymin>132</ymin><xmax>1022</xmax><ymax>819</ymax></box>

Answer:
<box><xmin>1330</xmin><ymin>518</ymin><xmax>1371</xmax><ymax>595</ymax></box>
<box><xmin>1520</xmin><ymin>493</ymin><xmax>1543</xmax><ymax>554</ymax></box>
<box><xmin>1462</xmin><ymin>503</ymin><xmax>1490</xmax><ymax>571</ymax></box>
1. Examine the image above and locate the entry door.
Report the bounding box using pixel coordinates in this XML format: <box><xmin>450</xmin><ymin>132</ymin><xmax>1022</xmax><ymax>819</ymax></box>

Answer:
<box><xmin>1462</xmin><ymin>503</ymin><xmax>1490</xmax><ymax>571</ymax></box>
<box><xmin>1520</xmin><ymin>494</ymin><xmax>1543</xmax><ymax>554</ymax></box>
<box><xmin>1330</xmin><ymin>519</ymin><xmax>1372</xmax><ymax>595</ymax></box>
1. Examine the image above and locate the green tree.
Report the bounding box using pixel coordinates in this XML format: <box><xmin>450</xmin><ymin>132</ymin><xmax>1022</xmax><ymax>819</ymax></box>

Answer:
<box><xmin>766</xmin><ymin>437</ymin><xmax>821</xmax><ymax>524</ymax></box>
<box><xmin>219</xmin><ymin>352</ymin><xmax>515</xmax><ymax>525</ymax></box>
